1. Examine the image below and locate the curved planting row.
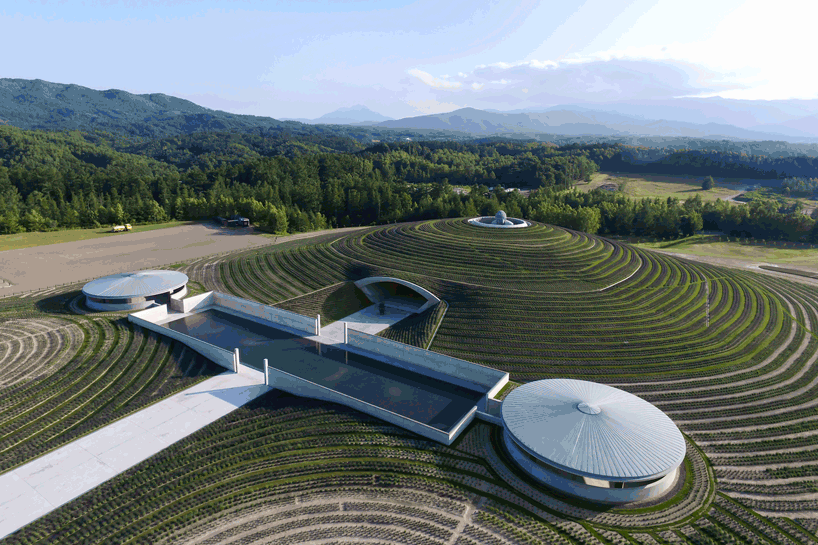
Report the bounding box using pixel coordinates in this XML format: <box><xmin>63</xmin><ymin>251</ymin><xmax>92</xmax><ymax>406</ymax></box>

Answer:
<box><xmin>661</xmin><ymin>272</ymin><xmax>818</xmax><ymax>521</ymax></box>
<box><xmin>378</xmin><ymin>301</ymin><xmax>448</xmax><ymax>349</ymax></box>
<box><xmin>0</xmin><ymin>292</ymin><xmax>221</xmax><ymax>474</ymax></box>
<box><xmin>0</xmin><ymin>317</ymin><xmax>83</xmax><ymax>388</ymax></box>
<box><xmin>39</xmin><ymin>218</ymin><xmax>809</xmax><ymax>538</ymax></box>
<box><xmin>330</xmin><ymin>220</ymin><xmax>641</xmax><ymax>293</ymax></box>
<box><xmin>2</xmin><ymin>392</ymin><xmax>732</xmax><ymax>545</ymax></box>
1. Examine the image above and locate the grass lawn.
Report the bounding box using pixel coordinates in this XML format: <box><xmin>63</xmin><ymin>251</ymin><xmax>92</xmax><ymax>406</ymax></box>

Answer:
<box><xmin>0</xmin><ymin>221</ymin><xmax>194</xmax><ymax>252</ymax></box>
<box><xmin>629</xmin><ymin>234</ymin><xmax>818</xmax><ymax>269</ymax></box>
<box><xmin>577</xmin><ymin>172</ymin><xmax>761</xmax><ymax>203</ymax></box>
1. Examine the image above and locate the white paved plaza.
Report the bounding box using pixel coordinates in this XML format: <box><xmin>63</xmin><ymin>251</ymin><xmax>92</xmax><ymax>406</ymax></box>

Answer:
<box><xmin>0</xmin><ymin>368</ymin><xmax>270</xmax><ymax>539</ymax></box>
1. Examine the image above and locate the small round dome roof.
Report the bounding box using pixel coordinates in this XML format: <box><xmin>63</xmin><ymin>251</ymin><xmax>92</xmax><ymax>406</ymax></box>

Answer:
<box><xmin>502</xmin><ymin>379</ymin><xmax>685</xmax><ymax>481</ymax></box>
<box><xmin>83</xmin><ymin>270</ymin><xmax>188</xmax><ymax>298</ymax></box>
<box><xmin>495</xmin><ymin>210</ymin><xmax>507</xmax><ymax>222</ymax></box>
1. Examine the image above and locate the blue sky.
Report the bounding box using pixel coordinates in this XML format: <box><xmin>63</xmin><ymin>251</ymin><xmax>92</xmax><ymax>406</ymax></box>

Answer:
<box><xmin>5</xmin><ymin>0</ymin><xmax>816</xmax><ymax>119</ymax></box>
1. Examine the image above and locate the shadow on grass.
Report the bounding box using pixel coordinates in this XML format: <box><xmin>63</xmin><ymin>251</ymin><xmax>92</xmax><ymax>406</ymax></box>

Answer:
<box><xmin>34</xmin><ymin>289</ymin><xmax>84</xmax><ymax>315</ymax></box>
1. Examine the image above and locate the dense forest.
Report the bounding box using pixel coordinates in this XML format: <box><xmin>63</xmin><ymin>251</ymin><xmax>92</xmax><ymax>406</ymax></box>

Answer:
<box><xmin>0</xmin><ymin>126</ymin><xmax>816</xmax><ymax>242</ymax></box>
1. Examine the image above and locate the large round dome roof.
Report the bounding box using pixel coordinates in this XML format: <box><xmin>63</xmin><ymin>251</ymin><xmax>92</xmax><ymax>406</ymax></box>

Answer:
<box><xmin>502</xmin><ymin>379</ymin><xmax>685</xmax><ymax>481</ymax></box>
<box><xmin>82</xmin><ymin>270</ymin><xmax>188</xmax><ymax>298</ymax></box>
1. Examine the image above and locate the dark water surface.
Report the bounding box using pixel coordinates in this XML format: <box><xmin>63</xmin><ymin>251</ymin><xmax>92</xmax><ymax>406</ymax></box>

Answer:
<box><xmin>164</xmin><ymin>309</ymin><xmax>483</xmax><ymax>430</ymax></box>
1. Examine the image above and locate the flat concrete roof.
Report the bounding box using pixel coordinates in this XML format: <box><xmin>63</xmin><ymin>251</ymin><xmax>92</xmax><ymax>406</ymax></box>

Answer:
<box><xmin>502</xmin><ymin>379</ymin><xmax>686</xmax><ymax>481</ymax></box>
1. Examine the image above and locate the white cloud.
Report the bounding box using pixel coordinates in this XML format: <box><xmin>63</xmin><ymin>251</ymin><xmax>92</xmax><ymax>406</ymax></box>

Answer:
<box><xmin>408</xmin><ymin>55</ymin><xmax>739</xmax><ymax>112</ymax></box>
<box><xmin>407</xmin><ymin>69</ymin><xmax>462</xmax><ymax>90</ymax></box>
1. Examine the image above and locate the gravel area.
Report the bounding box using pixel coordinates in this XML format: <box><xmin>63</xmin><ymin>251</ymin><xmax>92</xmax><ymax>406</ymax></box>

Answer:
<box><xmin>0</xmin><ymin>224</ymin><xmax>367</xmax><ymax>296</ymax></box>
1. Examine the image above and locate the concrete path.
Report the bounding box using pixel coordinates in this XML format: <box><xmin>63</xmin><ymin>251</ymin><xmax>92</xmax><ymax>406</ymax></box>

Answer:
<box><xmin>320</xmin><ymin>303</ymin><xmax>416</xmax><ymax>341</ymax></box>
<box><xmin>0</xmin><ymin>367</ymin><xmax>270</xmax><ymax>539</ymax></box>
<box><xmin>0</xmin><ymin>295</ymin><xmax>417</xmax><ymax>538</ymax></box>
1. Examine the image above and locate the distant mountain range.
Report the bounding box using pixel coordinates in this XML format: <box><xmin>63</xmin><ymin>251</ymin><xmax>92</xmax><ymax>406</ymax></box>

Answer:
<box><xmin>0</xmin><ymin>78</ymin><xmax>305</xmax><ymax>139</ymax></box>
<box><xmin>282</xmin><ymin>105</ymin><xmax>394</xmax><ymax>125</ymax></box>
<box><xmin>1</xmin><ymin>77</ymin><xmax>817</xmax><ymax>144</ymax></box>
<box><xmin>370</xmin><ymin>104</ymin><xmax>818</xmax><ymax>142</ymax></box>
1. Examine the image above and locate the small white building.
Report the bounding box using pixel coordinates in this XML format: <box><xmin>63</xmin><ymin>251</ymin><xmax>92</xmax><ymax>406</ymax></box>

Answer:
<box><xmin>83</xmin><ymin>270</ymin><xmax>188</xmax><ymax>311</ymax></box>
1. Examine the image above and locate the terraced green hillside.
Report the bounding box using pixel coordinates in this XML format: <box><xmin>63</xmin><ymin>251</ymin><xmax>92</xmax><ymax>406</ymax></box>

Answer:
<box><xmin>2</xmin><ymin>218</ymin><xmax>817</xmax><ymax>544</ymax></box>
<box><xmin>0</xmin><ymin>291</ymin><xmax>222</xmax><ymax>474</ymax></box>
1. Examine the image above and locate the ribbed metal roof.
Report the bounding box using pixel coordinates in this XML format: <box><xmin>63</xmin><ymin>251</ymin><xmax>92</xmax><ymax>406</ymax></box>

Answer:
<box><xmin>82</xmin><ymin>270</ymin><xmax>188</xmax><ymax>298</ymax></box>
<box><xmin>502</xmin><ymin>379</ymin><xmax>685</xmax><ymax>481</ymax></box>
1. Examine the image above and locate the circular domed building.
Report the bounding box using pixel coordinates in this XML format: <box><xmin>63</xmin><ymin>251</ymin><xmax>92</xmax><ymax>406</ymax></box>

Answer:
<box><xmin>83</xmin><ymin>270</ymin><xmax>188</xmax><ymax>311</ymax></box>
<box><xmin>501</xmin><ymin>379</ymin><xmax>686</xmax><ymax>504</ymax></box>
<box><xmin>468</xmin><ymin>210</ymin><xmax>529</xmax><ymax>228</ymax></box>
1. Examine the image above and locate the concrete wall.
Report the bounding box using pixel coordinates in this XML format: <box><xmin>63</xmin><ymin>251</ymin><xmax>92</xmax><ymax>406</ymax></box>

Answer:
<box><xmin>346</xmin><ymin>330</ymin><xmax>508</xmax><ymax>394</ymax></box>
<box><xmin>503</xmin><ymin>430</ymin><xmax>680</xmax><ymax>504</ymax></box>
<box><xmin>354</xmin><ymin>277</ymin><xmax>440</xmax><ymax>313</ymax></box>
<box><xmin>170</xmin><ymin>291</ymin><xmax>216</xmax><ymax>314</ymax></box>
<box><xmin>214</xmin><ymin>292</ymin><xmax>314</xmax><ymax>334</ymax></box>
<box><xmin>169</xmin><ymin>285</ymin><xmax>189</xmax><ymax>307</ymax></box>
<box><xmin>128</xmin><ymin>312</ymin><xmax>235</xmax><ymax>370</ymax></box>
<box><xmin>129</xmin><ymin>304</ymin><xmax>168</xmax><ymax>323</ymax></box>
<box><xmin>267</xmin><ymin>366</ymin><xmax>466</xmax><ymax>445</ymax></box>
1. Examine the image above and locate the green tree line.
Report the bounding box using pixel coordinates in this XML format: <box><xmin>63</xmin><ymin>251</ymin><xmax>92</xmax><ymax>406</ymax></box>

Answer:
<box><xmin>0</xmin><ymin>126</ymin><xmax>816</xmax><ymax>242</ymax></box>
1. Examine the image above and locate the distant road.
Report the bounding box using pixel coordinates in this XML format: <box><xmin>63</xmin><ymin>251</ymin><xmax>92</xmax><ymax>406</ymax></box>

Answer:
<box><xmin>0</xmin><ymin>223</ymin><xmax>366</xmax><ymax>296</ymax></box>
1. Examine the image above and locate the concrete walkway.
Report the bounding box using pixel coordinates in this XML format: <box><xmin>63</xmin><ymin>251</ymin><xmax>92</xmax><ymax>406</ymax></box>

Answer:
<box><xmin>0</xmin><ymin>367</ymin><xmax>270</xmax><ymax>539</ymax></box>
<box><xmin>320</xmin><ymin>303</ymin><xmax>418</xmax><ymax>341</ymax></box>
<box><xmin>0</xmin><ymin>299</ymin><xmax>420</xmax><ymax>538</ymax></box>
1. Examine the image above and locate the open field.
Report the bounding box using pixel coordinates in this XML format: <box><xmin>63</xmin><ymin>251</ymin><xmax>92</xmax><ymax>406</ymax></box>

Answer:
<box><xmin>0</xmin><ymin>221</ymin><xmax>192</xmax><ymax>252</ymax></box>
<box><xmin>3</xmin><ymin>219</ymin><xmax>818</xmax><ymax>543</ymax></box>
<box><xmin>579</xmin><ymin>171</ymin><xmax>764</xmax><ymax>203</ymax></box>
<box><xmin>0</xmin><ymin>223</ymin><xmax>368</xmax><ymax>296</ymax></box>
<box><xmin>629</xmin><ymin>235</ymin><xmax>818</xmax><ymax>272</ymax></box>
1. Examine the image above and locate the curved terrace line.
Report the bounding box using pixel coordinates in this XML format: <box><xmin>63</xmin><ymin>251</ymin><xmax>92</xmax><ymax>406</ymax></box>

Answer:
<box><xmin>328</xmin><ymin>237</ymin><xmax>643</xmax><ymax>295</ymax></box>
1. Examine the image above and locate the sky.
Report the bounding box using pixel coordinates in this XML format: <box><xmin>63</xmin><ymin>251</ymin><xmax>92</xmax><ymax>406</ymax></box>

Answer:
<box><xmin>4</xmin><ymin>0</ymin><xmax>818</xmax><ymax>119</ymax></box>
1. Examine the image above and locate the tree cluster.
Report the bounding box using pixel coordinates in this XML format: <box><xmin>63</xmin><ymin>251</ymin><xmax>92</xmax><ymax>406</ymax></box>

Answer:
<box><xmin>0</xmin><ymin>126</ymin><xmax>816</xmax><ymax>243</ymax></box>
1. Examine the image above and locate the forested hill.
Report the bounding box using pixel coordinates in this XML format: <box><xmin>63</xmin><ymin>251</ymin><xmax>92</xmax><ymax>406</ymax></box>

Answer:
<box><xmin>8</xmin><ymin>78</ymin><xmax>818</xmax><ymax>160</ymax></box>
<box><xmin>0</xmin><ymin>125</ymin><xmax>816</xmax><ymax>242</ymax></box>
<box><xmin>576</xmin><ymin>144</ymin><xmax>818</xmax><ymax>183</ymax></box>
<box><xmin>0</xmin><ymin>78</ymin><xmax>299</xmax><ymax>138</ymax></box>
<box><xmin>0</xmin><ymin>78</ymin><xmax>473</xmax><ymax>143</ymax></box>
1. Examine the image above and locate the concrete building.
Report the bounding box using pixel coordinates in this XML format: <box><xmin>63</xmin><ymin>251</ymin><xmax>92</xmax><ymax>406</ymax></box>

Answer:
<box><xmin>129</xmin><ymin>290</ymin><xmax>509</xmax><ymax>446</ymax></box>
<box><xmin>501</xmin><ymin>379</ymin><xmax>686</xmax><ymax>504</ymax></box>
<box><xmin>82</xmin><ymin>270</ymin><xmax>188</xmax><ymax>311</ymax></box>
<box><xmin>120</xmin><ymin>281</ymin><xmax>685</xmax><ymax>506</ymax></box>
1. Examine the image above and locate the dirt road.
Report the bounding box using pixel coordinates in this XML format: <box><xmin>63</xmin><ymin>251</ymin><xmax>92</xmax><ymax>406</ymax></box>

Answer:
<box><xmin>0</xmin><ymin>223</ymin><xmax>366</xmax><ymax>296</ymax></box>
